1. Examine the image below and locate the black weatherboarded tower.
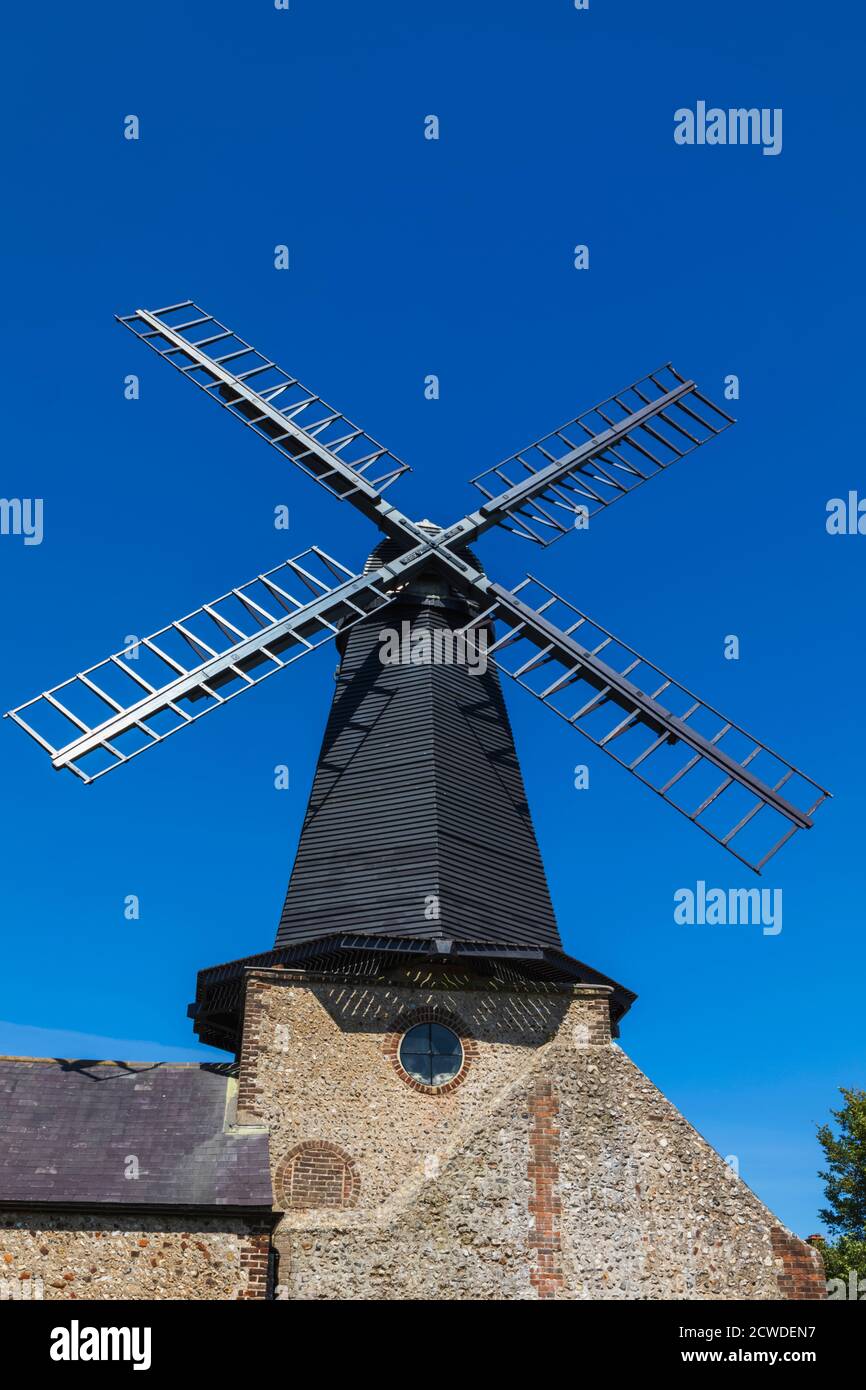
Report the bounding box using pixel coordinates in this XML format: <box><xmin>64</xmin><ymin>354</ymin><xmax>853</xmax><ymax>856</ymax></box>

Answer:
<box><xmin>192</xmin><ymin>532</ymin><xmax>636</xmax><ymax>1054</ymax></box>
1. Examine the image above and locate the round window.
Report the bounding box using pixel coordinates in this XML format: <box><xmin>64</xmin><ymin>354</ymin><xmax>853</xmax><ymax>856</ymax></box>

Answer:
<box><xmin>398</xmin><ymin>1022</ymin><xmax>463</xmax><ymax>1087</ymax></box>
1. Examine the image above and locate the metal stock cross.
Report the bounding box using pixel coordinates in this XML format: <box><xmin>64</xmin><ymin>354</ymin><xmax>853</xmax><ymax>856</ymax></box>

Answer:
<box><xmin>7</xmin><ymin>301</ymin><xmax>830</xmax><ymax>872</ymax></box>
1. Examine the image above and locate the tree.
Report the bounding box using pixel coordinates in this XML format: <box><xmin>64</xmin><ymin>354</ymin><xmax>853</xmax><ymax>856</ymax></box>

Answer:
<box><xmin>813</xmin><ymin>1087</ymin><xmax>866</xmax><ymax>1285</ymax></box>
<box><xmin>817</xmin><ymin>1087</ymin><xmax>866</xmax><ymax>1235</ymax></box>
<box><xmin>811</xmin><ymin>1233</ymin><xmax>866</xmax><ymax>1283</ymax></box>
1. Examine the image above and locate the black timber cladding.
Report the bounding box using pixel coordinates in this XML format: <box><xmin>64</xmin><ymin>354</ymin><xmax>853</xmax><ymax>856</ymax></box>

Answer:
<box><xmin>275</xmin><ymin>543</ymin><xmax>564</xmax><ymax>952</ymax></box>
<box><xmin>0</xmin><ymin>1059</ymin><xmax>272</xmax><ymax>1209</ymax></box>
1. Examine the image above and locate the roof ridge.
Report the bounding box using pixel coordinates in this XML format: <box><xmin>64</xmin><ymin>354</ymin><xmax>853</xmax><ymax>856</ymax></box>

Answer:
<box><xmin>0</xmin><ymin>1055</ymin><xmax>208</xmax><ymax>1067</ymax></box>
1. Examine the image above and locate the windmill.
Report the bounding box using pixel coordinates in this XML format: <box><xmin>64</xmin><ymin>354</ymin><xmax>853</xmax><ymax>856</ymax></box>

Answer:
<box><xmin>3</xmin><ymin>303</ymin><xmax>836</xmax><ymax>1306</ymax></box>
<box><xmin>8</xmin><ymin>300</ymin><xmax>829</xmax><ymax>891</ymax></box>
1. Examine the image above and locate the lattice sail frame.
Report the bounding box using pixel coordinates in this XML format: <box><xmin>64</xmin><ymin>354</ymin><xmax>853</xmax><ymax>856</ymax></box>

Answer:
<box><xmin>469</xmin><ymin>364</ymin><xmax>735</xmax><ymax>545</ymax></box>
<box><xmin>8</xmin><ymin>549</ymin><xmax>398</xmax><ymax>783</ymax></box>
<box><xmin>461</xmin><ymin>576</ymin><xmax>829</xmax><ymax>873</ymax></box>
<box><xmin>5</xmin><ymin>298</ymin><xmax>830</xmax><ymax>871</ymax></box>
<box><xmin>117</xmin><ymin>301</ymin><xmax>411</xmax><ymax>507</ymax></box>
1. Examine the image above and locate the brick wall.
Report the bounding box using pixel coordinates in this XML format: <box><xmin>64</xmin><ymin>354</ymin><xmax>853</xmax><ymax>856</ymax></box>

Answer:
<box><xmin>275</xmin><ymin>1142</ymin><xmax>360</xmax><ymax>1210</ymax></box>
<box><xmin>237</xmin><ymin>1230</ymin><xmax>271</xmax><ymax>1300</ymax></box>
<box><xmin>237</xmin><ymin>978</ymin><xmax>268</xmax><ymax>1122</ymax></box>
<box><xmin>528</xmin><ymin>1078</ymin><xmax>563</xmax><ymax>1299</ymax></box>
<box><xmin>771</xmin><ymin>1229</ymin><xmax>827</xmax><ymax>1301</ymax></box>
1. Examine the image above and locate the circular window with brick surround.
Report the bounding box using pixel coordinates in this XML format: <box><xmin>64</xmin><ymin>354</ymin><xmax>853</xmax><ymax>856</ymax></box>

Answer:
<box><xmin>399</xmin><ymin>1022</ymin><xmax>463</xmax><ymax>1087</ymax></box>
<box><xmin>385</xmin><ymin>1005</ymin><xmax>476</xmax><ymax>1095</ymax></box>
<box><xmin>274</xmin><ymin>1141</ymin><xmax>360</xmax><ymax>1211</ymax></box>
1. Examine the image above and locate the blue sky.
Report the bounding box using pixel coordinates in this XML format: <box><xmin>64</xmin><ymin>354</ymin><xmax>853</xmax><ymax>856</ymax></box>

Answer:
<box><xmin>1</xmin><ymin>1</ymin><xmax>863</xmax><ymax>1237</ymax></box>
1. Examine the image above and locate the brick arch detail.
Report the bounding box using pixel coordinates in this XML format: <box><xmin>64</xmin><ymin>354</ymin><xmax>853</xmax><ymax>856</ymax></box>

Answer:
<box><xmin>384</xmin><ymin>1003</ymin><xmax>477</xmax><ymax>1095</ymax></box>
<box><xmin>274</xmin><ymin>1141</ymin><xmax>360</xmax><ymax>1211</ymax></box>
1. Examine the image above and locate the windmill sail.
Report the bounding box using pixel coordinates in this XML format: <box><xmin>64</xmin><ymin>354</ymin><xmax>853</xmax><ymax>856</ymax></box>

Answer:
<box><xmin>117</xmin><ymin>302</ymin><xmax>412</xmax><ymax>532</ymax></box>
<box><xmin>469</xmin><ymin>365</ymin><xmax>734</xmax><ymax>545</ymax></box>
<box><xmin>7</xmin><ymin>549</ymin><xmax>401</xmax><ymax>783</ymax></box>
<box><xmin>8</xmin><ymin>296</ymin><xmax>830</xmax><ymax>876</ymax></box>
<box><xmin>462</xmin><ymin>575</ymin><xmax>829</xmax><ymax>872</ymax></box>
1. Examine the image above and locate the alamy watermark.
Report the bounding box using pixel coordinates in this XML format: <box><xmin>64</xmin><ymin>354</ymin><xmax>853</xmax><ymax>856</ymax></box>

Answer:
<box><xmin>0</xmin><ymin>497</ymin><xmax>43</xmax><ymax>545</ymax></box>
<box><xmin>378</xmin><ymin>621</ymin><xmax>489</xmax><ymax>675</ymax></box>
<box><xmin>50</xmin><ymin>1322</ymin><xmax>151</xmax><ymax>1370</ymax></box>
<box><xmin>826</xmin><ymin>491</ymin><xmax>866</xmax><ymax>535</ymax></box>
<box><xmin>674</xmin><ymin>102</ymin><xmax>782</xmax><ymax>157</ymax></box>
<box><xmin>674</xmin><ymin>880</ymin><xmax>783</xmax><ymax>936</ymax></box>
<box><xmin>826</xmin><ymin>1270</ymin><xmax>866</xmax><ymax>1300</ymax></box>
<box><xmin>0</xmin><ymin>1275</ymin><xmax>43</xmax><ymax>1300</ymax></box>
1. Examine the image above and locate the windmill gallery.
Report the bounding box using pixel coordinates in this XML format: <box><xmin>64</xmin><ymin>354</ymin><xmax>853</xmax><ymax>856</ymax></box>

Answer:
<box><xmin>0</xmin><ymin>302</ymin><xmax>829</xmax><ymax>1301</ymax></box>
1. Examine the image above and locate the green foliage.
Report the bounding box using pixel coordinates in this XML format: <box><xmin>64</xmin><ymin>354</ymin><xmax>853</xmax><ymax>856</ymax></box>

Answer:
<box><xmin>810</xmin><ymin>1234</ymin><xmax>866</xmax><ymax>1283</ymax></box>
<box><xmin>813</xmin><ymin>1088</ymin><xmax>866</xmax><ymax>1287</ymax></box>
<box><xmin>817</xmin><ymin>1087</ymin><xmax>866</xmax><ymax>1237</ymax></box>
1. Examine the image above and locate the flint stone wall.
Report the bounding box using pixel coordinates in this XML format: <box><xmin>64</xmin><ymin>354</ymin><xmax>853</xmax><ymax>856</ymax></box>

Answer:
<box><xmin>239</xmin><ymin>970</ymin><xmax>825</xmax><ymax>1301</ymax></box>
<box><xmin>0</xmin><ymin>1214</ymin><xmax>269</xmax><ymax>1300</ymax></box>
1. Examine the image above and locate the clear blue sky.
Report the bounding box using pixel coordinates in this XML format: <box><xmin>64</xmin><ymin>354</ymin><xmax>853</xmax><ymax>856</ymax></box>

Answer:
<box><xmin>1</xmin><ymin>1</ymin><xmax>863</xmax><ymax>1239</ymax></box>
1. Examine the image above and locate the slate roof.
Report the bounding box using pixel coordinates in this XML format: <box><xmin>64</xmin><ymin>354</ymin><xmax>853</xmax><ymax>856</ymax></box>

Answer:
<box><xmin>0</xmin><ymin>1059</ymin><xmax>272</xmax><ymax>1210</ymax></box>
